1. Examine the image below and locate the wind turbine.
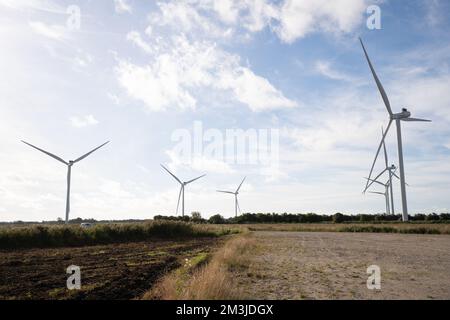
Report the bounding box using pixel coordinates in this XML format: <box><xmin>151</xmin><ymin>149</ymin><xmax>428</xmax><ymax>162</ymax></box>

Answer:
<box><xmin>22</xmin><ymin>140</ymin><xmax>110</xmax><ymax>224</ymax></box>
<box><xmin>160</xmin><ymin>165</ymin><xmax>206</xmax><ymax>217</ymax></box>
<box><xmin>368</xmin><ymin>188</ymin><xmax>390</xmax><ymax>216</ymax></box>
<box><xmin>364</xmin><ymin>127</ymin><xmax>399</xmax><ymax>214</ymax></box>
<box><xmin>365</xmin><ymin>172</ymin><xmax>399</xmax><ymax>215</ymax></box>
<box><xmin>359</xmin><ymin>38</ymin><xmax>431</xmax><ymax>221</ymax></box>
<box><xmin>217</xmin><ymin>177</ymin><xmax>246</xmax><ymax>218</ymax></box>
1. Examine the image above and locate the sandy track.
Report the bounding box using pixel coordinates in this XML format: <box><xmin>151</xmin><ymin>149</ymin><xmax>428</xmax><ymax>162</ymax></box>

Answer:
<box><xmin>235</xmin><ymin>232</ymin><xmax>450</xmax><ymax>300</ymax></box>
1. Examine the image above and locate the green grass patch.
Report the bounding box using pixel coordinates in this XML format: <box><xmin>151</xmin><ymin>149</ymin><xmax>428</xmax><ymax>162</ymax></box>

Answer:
<box><xmin>0</xmin><ymin>221</ymin><xmax>235</xmax><ymax>250</ymax></box>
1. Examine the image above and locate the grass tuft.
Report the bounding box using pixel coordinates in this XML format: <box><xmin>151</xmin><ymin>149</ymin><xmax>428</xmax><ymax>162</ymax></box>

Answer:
<box><xmin>144</xmin><ymin>235</ymin><xmax>256</xmax><ymax>300</ymax></box>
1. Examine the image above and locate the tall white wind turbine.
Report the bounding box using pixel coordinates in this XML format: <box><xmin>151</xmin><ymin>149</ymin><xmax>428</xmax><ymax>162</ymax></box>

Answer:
<box><xmin>360</xmin><ymin>38</ymin><xmax>431</xmax><ymax>221</ymax></box>
<box><xmin>161</xmin><ymin>165</ymin><xmax>206</xmax><ymax>217</ymax></box>
<box><xmin>22</xmin><ymin>140</ymin><xmax>110</xmax><ymax>223</ymax></box>
<box><xmin>217</xmin><ymin>177</ymin><xmax>246</xmax><ymax>218</ymax></box>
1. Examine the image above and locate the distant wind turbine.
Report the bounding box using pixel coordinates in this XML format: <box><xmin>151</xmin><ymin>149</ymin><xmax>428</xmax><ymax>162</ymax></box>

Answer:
<box><xmin>217</xmin><ymin>177</ymin><xmax>246</xmax><ymax>218</ymax></box>
<box><xmin>160</xmin><ymin>164</ymin><xmax>206</xmax><ymax>217</ymax></box>
<box><xmin>364</xmin><ymin>127</ymin><xmax>399</xmax><ymax>214</ymax></box>
<box><xmin>359</xmin><ymin>38</ymin><xmax>431</xmax><ymax>221</ymax></box>
<box><xmin>365</xmin><ymin>172</ymin><xmax>400</xmax><ymax>215</ymax></box>
<box><xmin>22</xmin><ymin>140</ymin><xmax>110</xmax><ymax>224</ymax></box>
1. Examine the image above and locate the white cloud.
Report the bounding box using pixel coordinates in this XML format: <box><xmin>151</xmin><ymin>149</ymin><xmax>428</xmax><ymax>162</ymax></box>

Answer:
<box><xmin>0</xmin><ymin>0</ymin><xmax>65</xmax><ymax>13</ymax></box>
<box><xmin>116</xmin><ymin>58</ymin><xmax>198</xmax><ymax>112</ymax></box>
<box><xmin>114</xmin><ymin>0</ymin><xmax>132</xmax><ymax>14</ymax></box>
<box><xmin>107</xmin><ymin>93</ymin><xmax>121</xmax><ymax>105</ymax></box>
<box><xmin>425</xmin><ymin>0</ymin><xmax>443</xmax><ymax>27</ymax></box>
<box><xmin>391</xmin><ymin>74</ymin><xmax>450</xmax><ymax>122</ymax></box>
<box><xmin>150</xmin><ymin>1</ymin><xmax>232</xmax><ymax>39</ymax></box>
<box><xmin>28</xmin><ymin>21</ymin><xmax>67</xmax><ymax>40</ymax></box>
<box><xmin>70</xmin><ymin>115</ymin><xmax>99</xmax><ymax>128</ymax></box>
<box><xmin>275</xmin><ymin>0</ymin><xmax>368</xmax><ymax>43</ymax></box>
<box><xmin>117</xmin><ymin>34</ymin><xmax>296</xmax><ymax>112</ymax></box>
<box><xmin>217</xmin><ymin>67</ymin><xmax>297</xmax><ymax>111</ymax></box>
<box><xmin>148</xmin><ymin>0</ymin><xmax>368</xmax><ymax>43</ymax></box>
<box><xmin>126</xmin><ymin>31</ymin><xmax>153</xmax><ymax>54</ymax></box>
<box><xmin>147</xmin><ymin>0</ymin><xmax>367</xmax><ymax>44</ymax></box>
<box><xmin>315</xmin><ymin>60</ymin><xmax>358</xmax><ymax>82</ymax></box>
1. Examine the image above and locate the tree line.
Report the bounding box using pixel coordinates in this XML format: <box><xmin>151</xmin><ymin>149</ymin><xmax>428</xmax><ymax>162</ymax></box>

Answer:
<box><xmin>154</xmin><ymin>212</ymin><xmax>450</xmax><ymax>224</ymax></box>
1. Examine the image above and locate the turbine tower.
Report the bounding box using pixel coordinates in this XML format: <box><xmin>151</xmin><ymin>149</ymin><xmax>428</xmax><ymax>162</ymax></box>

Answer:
<box><xmin>359</xmin><ymin>38</ymin><xmax>431</xmax><ymax>222</ymax></box>
<box><xmin>161</xmin><ymin>164</ymin><xmax>206</xmax><ymax>217</ymax></box>
<box><xmin>22</xmin><ymin>140</ymin><xmax>110</xmax><ymax>224</ymax></box>
<box><xmin>217</xmin><ymin>177</ymin><xmax>246</xmax><ymax>218</ymax></box>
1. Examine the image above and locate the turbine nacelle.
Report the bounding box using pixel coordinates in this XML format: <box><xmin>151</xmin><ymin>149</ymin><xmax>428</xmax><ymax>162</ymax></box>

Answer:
<box><xmin>392</xmin><ymin>108</ymin><xmax>411</xmax><ymax>120</ymax></box>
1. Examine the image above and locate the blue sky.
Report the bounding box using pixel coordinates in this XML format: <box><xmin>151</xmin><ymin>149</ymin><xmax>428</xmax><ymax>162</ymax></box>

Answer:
<box><xmin>1</xmin><ymin>0</ymin><xmax>450</xmax><ymax>221</ymax></box>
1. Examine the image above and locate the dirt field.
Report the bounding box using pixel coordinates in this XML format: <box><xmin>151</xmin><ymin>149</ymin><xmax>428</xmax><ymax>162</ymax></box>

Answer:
<box><xmin>235</xmin><ymin>232</ymin><xmax>450</xmax><ymax>300</ymax></box>
<box><xmin>0</xmin><ymin>238</ymin><xmax>219</xmax><ymax>300</ymax></box>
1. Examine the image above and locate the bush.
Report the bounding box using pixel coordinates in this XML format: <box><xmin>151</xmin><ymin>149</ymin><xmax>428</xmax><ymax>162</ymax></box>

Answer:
<box><xmin>208</xmin><ymin>214</ymin><xmax>227</xmax><ymax>224</ymax></box>
<box><xmin>333</xmin><ymin>213</ymin><xmax>345</xmax><ymax>223</ymax></box>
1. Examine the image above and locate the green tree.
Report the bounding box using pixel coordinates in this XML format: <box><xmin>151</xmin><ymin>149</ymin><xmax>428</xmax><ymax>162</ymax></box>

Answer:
<box><xmin>191</xmin><ymin>212</ymin><xmax>203</xmax><ymax>223</ymax></box>
<box><xmin>208</xmin><ymin>214</ymin><xmax>226</xmax><ymax>224</ymax></box>
<box><xmin>333</xmin><ymin>213</ymin><xmax>345</xmax><ymax>223</ymax></box>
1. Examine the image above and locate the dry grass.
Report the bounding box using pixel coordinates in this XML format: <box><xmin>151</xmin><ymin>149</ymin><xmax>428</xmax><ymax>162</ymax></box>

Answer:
<box><xmin>143</xmin><ymin>234</ymin><xmax>257</xmax><ymax>300</ymax></box>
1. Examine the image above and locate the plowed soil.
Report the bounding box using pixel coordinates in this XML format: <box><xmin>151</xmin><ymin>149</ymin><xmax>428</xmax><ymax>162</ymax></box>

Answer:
<box><xmin>0</xmin><ymin>238</ymin><xmax>219</xmax><ymax>300</ymax></box>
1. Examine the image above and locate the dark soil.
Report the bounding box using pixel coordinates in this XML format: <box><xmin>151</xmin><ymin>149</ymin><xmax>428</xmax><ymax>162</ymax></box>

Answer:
<box><xmin>0</xmin><ymin>238</ymin><xmax>219</xmax><ymax>300</ymax></box>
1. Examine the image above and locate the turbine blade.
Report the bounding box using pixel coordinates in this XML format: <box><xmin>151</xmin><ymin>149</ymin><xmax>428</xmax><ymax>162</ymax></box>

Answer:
<box><xmin>392</xmin><ymin>171</ymin><xmax>401</xmax><ymax>180</ymax></box>
<box><xmin>161</xmin><ymin>164</ymin><xmax>182</xmax><ymax>184</ymax></box>
<box><xmin>21</xmin><ymin>141</ymin><xmax>68</xmax><ymax>165</ymax></box>
<box><xmin>236</xmin><ymin>198</ymin><xmax>241</xmax><ymax>214</ymax></box>
<box><xmin>236</xmin><ymin>177</ymin><xmax>246</xmax><ymax>193</ymax></box>
<box><xmin>176</xmin><ymin>186</ymin><xmax>183</xmax><ymax>215</ymax></box>
<box><xmin>364</xmin><ymin>177</ymin><xmax>385</xmax><ymax>187</ymax></box>
<box><xmin>364</xmin><ymin>168</ymin><xmax>388</xmax><ymax>193</ymax></box>
<box><xmin>73</xmin><ymin>141</ymin><xmax>109</xmax><ymax>163</ymax></box>
<box><xmin>359</xmin><ymin>38</ymin><xmax>393</xmax><ymax>116</ymax></box>
<box><xmin>382</xmin><ymin>127</ymin><xmax>388</xmax><ymax>168</ymax></box>
<box><xmin>402</xmin><ymin>117</ymin><xmax>431</xmax><ymax>122</ymax></box>
<box><xmin>185</xmin><ymin>174</ymin><xmax>206</xmax><ymax>185</ymax></box>
<box><xmin>369</xmin><ymin>191</ymin><xmax>385</xmax><ymax>195</ymax></box>
<box><xmin>364</xmin><ymin>120</ymin><xmax>393</xmax><ymax>192</ymax></box>
<box><xmin>217</xmin><ymin>190</ymin><xmax>235</xmax><ymax>194</ymax></box>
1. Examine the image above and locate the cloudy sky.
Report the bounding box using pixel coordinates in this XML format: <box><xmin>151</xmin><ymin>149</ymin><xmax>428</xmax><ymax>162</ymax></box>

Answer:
<box><xmin>1</xmin><ymin>0</ymin><xmax>450</xmax><ymax>221</ymax></box>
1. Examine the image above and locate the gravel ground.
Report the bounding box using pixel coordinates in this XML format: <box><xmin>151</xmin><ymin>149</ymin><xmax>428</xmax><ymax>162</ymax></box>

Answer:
<box><xmin>235</xmin><ymin>231</ymin><xmax>450</xmax><ymax>300</ymax></box>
